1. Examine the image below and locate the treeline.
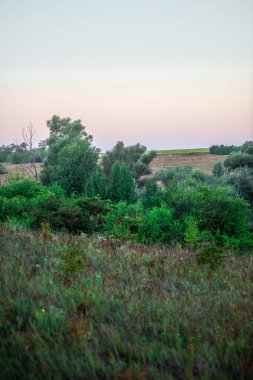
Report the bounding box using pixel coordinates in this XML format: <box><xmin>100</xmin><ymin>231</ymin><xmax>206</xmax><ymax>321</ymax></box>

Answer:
<box><xmin>0</xmin><ymin>143</ymin><xmax>46</xmax><ymax>164</ymax></box>
<box><xmin>209</xmin><ymin>141</ymin><xmax>253</xmax><ymax>155</ymax></box>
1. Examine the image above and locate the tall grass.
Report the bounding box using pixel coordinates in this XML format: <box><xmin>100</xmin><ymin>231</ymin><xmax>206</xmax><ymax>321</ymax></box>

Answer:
<box><xmin>0</xmin><ymin>227</ymin><xmax>252</xmax><ymax>379</ymax></box>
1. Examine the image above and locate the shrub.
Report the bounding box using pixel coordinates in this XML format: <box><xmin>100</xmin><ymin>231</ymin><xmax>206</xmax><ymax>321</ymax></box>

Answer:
<box><xmin>224</xmin><ymin>152</ymin><xmax>253</xmax><ymax>170</ymax></box>
<box><xmin>108</xmin><ymin>161</ymin><xmax>136</xmax><ymax>203</ymax></box>
<box><xmin>76</xmin><ymin>196</ymin><xmax>113</xmax><ymax>234</ymax></box>
<box><xmin>220</xmin><ymin>167</ymin><xmax>253</xmax><ymax>206</ymax></box>
<box><xmin>209</xmin><ymin>144</ymin><xmax>239</xmax><ymax>155</ymax></box>
<box><xmin>164</xmin><ymin>180</ymin><xmax>252</xmax><ymax>250</ymax></box>
<box><xmin>213</xmin><ymin>162</ymin><xmax>225</xmax><ymax>177</ymax></box>
<box><xmin>0</xmin><ymin>178</ymin><xmax>44</xmax><ymax>199</ymax></box>
<box><xmin>155</xmin><ymin>166</ymin><xmax>193</xmax><ymax>185</ymax></box>
<box><xmin>139</xmin><ymin>207</ymin><xmax>183</xmax><ymax>245</ymax></box>
<box><xmin>141</xmin><ymin>180</ymin><xmax>162</xmax><ymax>209</ymax></box>
<box><xmin>104</xmin><ymin>201</ymin><xmax>141</xmax><ymax>239</ymax></box>
<box><xmin>196</xmin><ymin>241</ymin><xmax>227</xmax><ymax>269</ymax></box>
<box><xmin>0</xmin><ymin>164</ymin><xmax>7</xmax><ymax>175</ymax></box>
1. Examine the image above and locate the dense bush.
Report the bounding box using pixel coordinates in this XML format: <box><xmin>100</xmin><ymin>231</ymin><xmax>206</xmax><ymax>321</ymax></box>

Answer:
<box><xmin>108</xmin><ymin>161</ymin><xmax>136</xmax><ymax>203</ymax></box>
<box><xmin>224</xmin><ymin>152</ymin><xmax>253</xmax><ymax>170</ymax></box>
<box><xmin>220</xmin><ymin>167</ymin><xmax>253</xmax><ymax>207</ymax></box>
<box><xmin>209</xmin><ymin>144</ymin><xmax>240</xmax><ymax>155</ymax></box>
<box><xmin>0</xmin><ymin>178</ymin><xmax>46</xmax><ymax>199</ymax></box>
<box><xmin>40</xmin><ymin>115</ymin><xmax>96</xmax><ymax>187</ymax></box>
<box><xmin>213</xmin><ymin>161</ymin><xmax>225</xmax><ymax>177</ymax></box>
<box><xmin>140</xmin><ymin>180</ymin><xmax>162</xmax><ymax>209</ymax></box>
<box><xmin>101</xmin><ymin>141</ymin><xmax>156</xmax><ymax>180</ymax></box>
<box><xmin>54</xmin><ymin>139</ymin><xmax>98</xmax><ymax>195</ymax></box>
<box><xmin>139</xmin><ymin>207</ymin><xmax>183</xmax><ymax>245</ymax></box>
<box><xmin>0</xmin><ymin>175</ymin><xmax>252</xmax><ymax>252</ymax></box>
<box><xmin>164</xmin><ymin>180</ymin><xmax>252</xmax><ymax>251</ymax></box>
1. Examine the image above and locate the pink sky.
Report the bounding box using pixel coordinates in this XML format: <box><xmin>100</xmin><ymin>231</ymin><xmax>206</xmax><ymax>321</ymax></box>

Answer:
<box><xmin>0</xmin><ymin>68</ymin><xmax>252</xmax><ymax>150</ymax></box>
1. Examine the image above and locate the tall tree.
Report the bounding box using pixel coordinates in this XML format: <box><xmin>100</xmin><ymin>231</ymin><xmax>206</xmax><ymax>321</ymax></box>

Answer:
<box><xmin>40</xmin><ymin>116</ymin><xmax>99</xmax><ymax>194</ymax></box>
<box><xmin>108</xmin><ymin>161</ymin><xmax>136</xmax><ymax>203</ymax></box>
<box><xmin>40</xmin><ymin>115</ymin><xmax>97</xmax><ymax>186</ymax></box>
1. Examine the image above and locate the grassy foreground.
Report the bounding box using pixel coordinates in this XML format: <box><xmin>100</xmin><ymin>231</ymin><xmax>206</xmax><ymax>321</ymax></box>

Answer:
<box><xmin>0</xmin><ymin>228</ymin><xmax>253</xmax><ymax>380</ymax></box>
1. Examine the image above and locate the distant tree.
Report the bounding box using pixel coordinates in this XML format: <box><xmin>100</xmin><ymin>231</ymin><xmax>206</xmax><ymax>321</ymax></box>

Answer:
<box><xmin>209</xmin><ymin>144</ymin><xmax>239</xmax><ymax>155</ymax></box>
<box><xmin>108</xmin><ymin>161</ymin><xmax>136</xmax><ymax>203</ymax></box>
<box><xmin>40</xmin><ymin>115</ymin><xmax>97</xmax><ymax>187</ymax></box>
<box><xmin>51</xmin><ymin>139</ymin><xmax>98</xmax><ymax>196</ymax></box>
<box><xmin>101</xmin><ymin>141</ymin><xmax>156</xmax><ymax>181</ymax></box>
<box><xmin>240</xmin><ymin>141</ymin><xmax>253</xmax><ymax>156</ymax></box>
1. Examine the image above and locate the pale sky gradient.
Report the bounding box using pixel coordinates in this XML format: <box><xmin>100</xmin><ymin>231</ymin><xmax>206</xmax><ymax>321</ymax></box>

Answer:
<box><xmin>0</xmin><ymin>0</ymin><xmax>252</xmax><ymax>150</ymax></box>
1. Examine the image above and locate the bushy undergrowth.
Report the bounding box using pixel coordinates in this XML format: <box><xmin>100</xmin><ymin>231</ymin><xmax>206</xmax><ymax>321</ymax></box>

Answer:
<box><xmin>0</xmin><ymin>228</ymin><xmax>252</xmax><ymax>379</ymax></box>
<box><xmin>0</xmin><ymin>176</ymin><xmax>252</xmax><ymax>253</ymax></box>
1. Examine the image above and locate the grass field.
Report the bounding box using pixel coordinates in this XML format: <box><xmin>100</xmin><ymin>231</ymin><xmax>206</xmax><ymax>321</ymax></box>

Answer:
<box><xmin>154</xmin><ymin>148</ymin><xmax>209</xmax><ymax>155</ymax></box>
<box><xmin>0</xmin><ymin>227</ymin><xmax>252</xmax><ymax>379</ymax></box>
<box><xmin>149</xmin><ymin>153</ymin><xmax>226</xmax><ymax>175</ymax></box>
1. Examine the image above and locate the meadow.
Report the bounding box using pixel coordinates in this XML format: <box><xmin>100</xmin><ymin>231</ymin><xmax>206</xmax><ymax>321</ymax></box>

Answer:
<box><xmin>1</xmin><ymin>121</ymin><xmax>253</xmax><ymax>379</ymax></box>
<box><xmin>153</xmin><ymin>148</ymin><xmax>209</xmax><ymax>155</ymax></box>
<box><xmin>1</xmin><ymin>227</ymin><xmax>253</xmax><ymax>380</ymax></box>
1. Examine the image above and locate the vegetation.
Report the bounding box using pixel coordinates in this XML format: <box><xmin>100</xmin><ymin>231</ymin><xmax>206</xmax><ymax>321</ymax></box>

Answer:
<box><xmin>0</xmin><ymin>227</ymin><xmax>252</xmax><ymax>379</ymax></box>
<box><xmin>0</xmin><ymin>142</ymin><xmax>46</xmax><ymax>164</ymax></box>
<box><xmin>1</xmin><ymin>116</ymin><xmax>253</xmax><ymax>378</ymax></box>
<box><xmin>209</xmin><ymin>141</ymin><xmax>253</xmax><ymax>156</ymax></box>
<box><xmin>209</xmin><ymin>144</ymin><xmax>240</xmax><ymax>155</ymax></box>
<box><xmin>101</xmin><ymin>141</ymin><xmax>156</xmax><ymax>180</ymax></box>
<box><xmin>155</xmin><ymin>148</ymin><xmax>209</xmax><ymax>155</ymax></box>
<box><xmin>0</xmin><ymin>163</ymin><xmax>7</xmax><ymax>175</ymax></box>
<box><xmin>40</xmin><ymin>116</ymin><xmax>97</xmax><ymax>189</ymax></box>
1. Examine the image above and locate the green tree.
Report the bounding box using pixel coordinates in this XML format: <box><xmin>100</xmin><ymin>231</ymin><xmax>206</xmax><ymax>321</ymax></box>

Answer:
<box><xmin>101</xmin><ymin>141</ymin><xmax>156</xmax><ymax>180</ymax></box>
<box><xmin>108</xmin><ymin>161</ymin><xmax>136</xmax><ymax>203</ymax></box>
<box><xmin>54</xmin><ymin>140</ymin><xmax>98</xmax><ymax>195</ymax></box>
<box><xmin>40</xmin><ymin>115</ymin><xmax>98</xmax><ymax>189</ymax></box>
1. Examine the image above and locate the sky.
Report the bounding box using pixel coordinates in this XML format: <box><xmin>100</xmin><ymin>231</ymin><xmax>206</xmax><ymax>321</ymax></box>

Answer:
<box><xmin>0</xmin><ymin>0</ymin><xmax>252</xmax><ymax>150</ymax></box>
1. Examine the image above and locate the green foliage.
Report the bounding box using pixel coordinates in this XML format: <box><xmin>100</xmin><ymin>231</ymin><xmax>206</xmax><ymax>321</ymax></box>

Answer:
<box><xmin>241</xmin><ymin>140</ymin><xmax>253</xmax><ymax>153</ymax></box>
<box><xmin>196</xmin><ymin>241</ymin><xmax>227</xmax><ymax>269</ymax></box>
<box><xmin>104</xmin><ymin>201</ymin><xmax>141</xmax><ymax>239</ymax></box>
<box><xmin>224</xmin><ymin>152</ymin><xmax>253</xmax><ymax>171</ymax></box>
<box><xmin>0</xmin><ymin>178</ymin><xmax>45</xmax><ymax>199</ymax></box>
<box><xmin>55</xmin><ymin>139</ymin><xmax>98</xmax><ymax>195</ymax></box>
<box><xmin>155</xmin><ymin>166</ymin><xmax>194</xmax><ymax>185</ymax></box>
<box><xmin>183</xmin><ymin>216</ymin><xmax>199</xmax><ymax>248</ymax></box>
<box><xmin>61</xmin><ymin>243</ymin><xmax>84</xmax><ymax>278</ymax></box>
<box><xmin>141</xmin><ymin>180</ymin><xmax>162</xmax><ymax>209</ymax></box>
<box><xmin>209</xmin><ymin>144</ymin><xmax>240</xmax><ymax>155</ymax></box>
<box><xmin>139</xmin><ymin>207</ymin><xmax>183</xmax><ymax>245</ymax></box>
<box><xmin>220</xmin><ymin>167</ymin><xmax>253</xmax><ymax>207</ymax></box>
<box><xmin>83</xmin><ymin>168</ymin><xmax>107</xmax><ymax>198</ymax></box>
<box><xmin>101</xmin><ymin>141</ymin><xmax>156</xmax><ymax>180</ymax></box>
<box><xmin>164</xmin><ymin>180</ymin><xmax>252</xmax><ymax>251</ymax></box>
<box><xmin>40</xmin><ymin>115</ymin><xmax>96</xmax><ymax>187</ymax></box>
<box><xmin>213</xmin><ymin>161</ymin><xmax>225</xmax><ymax>176</ymax></box>
<box><xmin>0</xmin><ymin>196</ymin><xmax>5</xmax><ymax>221</ymax></box>
<box><xmin>76</xmin><ymin>196</ymin><xmax>113</xmax><ymax>234</ymax></box>
<box><xmin>108</xmin><ymin>161</ymin><xmax>136</xmax><ymax>203</ymax></box>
